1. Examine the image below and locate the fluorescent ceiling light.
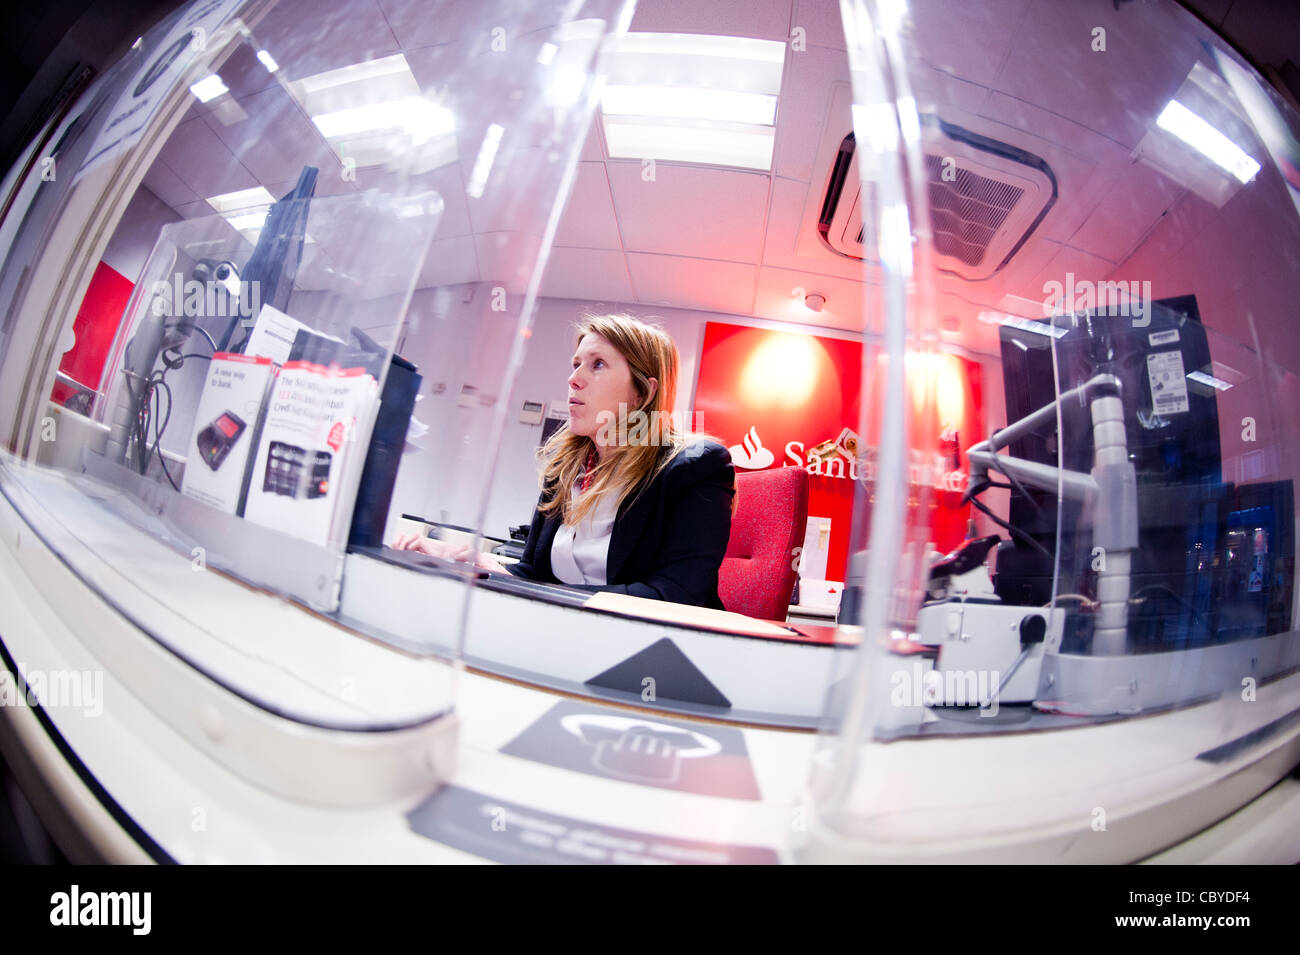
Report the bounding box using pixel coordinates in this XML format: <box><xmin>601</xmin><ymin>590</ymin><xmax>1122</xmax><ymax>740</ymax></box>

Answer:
<box><xmin>225</xmin><ymin>211</ymin><xmax>268</xmax><ymax>232</ymax></box>
<box><xmin>608</xmin><ymin>32</ymin><xmax>784</xmax><ymax>64</ymax></box>
<box><xmin>205</xmin><ymin>187</ymin><xmax>292</xmax><ymax>243</ymax></box>
<box><xmin>205</xmin><ymin>186</ymin><xmax>276</xmax><ymax>215</ymax></box>
<box><xmin>311</xmin><ymin>97</ymin><xmax>454</xmax><ymax>144</ymax></box>
<box><xmin>602</xmin><ymin>86</ymin><xmax>776</xmax><ymax>125</ymax></box>
<box><xmin>599</xmin><ymin>32</ymin><xmax>785</xmax><ymax>170</ymax></box>
<box><xmin>190</xmin><ymin>74</ymin><xmax>228</xmax><ymax>103</ymax></box>
<box><xmin>604</xmin><ymin>121</ymin><xmax>774</xmax><ymax>170</ymax></box>
<box><xmin>257</xmin><ymin>50</ymin><xmax>279</xmax><ymax>73</ymax></box>
<box><xmin>288</xmin><ymin>55</ymin><xmax>456</xmax><ymax>170</ymax></box>
<box><xmin>1156</xmin><ymin>100</ymin><xmax>1261</xmax><ymax>183</ymax></box>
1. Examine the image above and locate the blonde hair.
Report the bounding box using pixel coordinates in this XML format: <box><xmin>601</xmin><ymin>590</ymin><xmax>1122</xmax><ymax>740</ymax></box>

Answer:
<box><xmin>538</xmin><ymin>313</ymin><xmax>725</xmax><ymax>525</ymax></box>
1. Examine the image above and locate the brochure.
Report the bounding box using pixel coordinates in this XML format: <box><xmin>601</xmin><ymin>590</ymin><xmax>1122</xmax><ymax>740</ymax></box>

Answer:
<box><xmin>242</xmin><ymin>360</ymin><xmax>379</xmax><ymax>548</ymax></box>
<box><xmin>180</xmin><ymin>353</ymin><xmax>276</xmax><ymax>514</ymax></box>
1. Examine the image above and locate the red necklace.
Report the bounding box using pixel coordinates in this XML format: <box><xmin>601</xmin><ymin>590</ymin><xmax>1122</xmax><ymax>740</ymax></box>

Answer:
<box><xmin>579</xmin><ymin>447</ymin><xmax>598</xmax><ymax>493</ymax></box>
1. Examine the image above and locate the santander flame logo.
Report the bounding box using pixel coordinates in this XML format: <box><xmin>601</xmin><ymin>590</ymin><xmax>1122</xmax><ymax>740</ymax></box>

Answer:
<box><xmin>729</xmin><ymin>425</ymin><xmax>775</xmax><ymax>469</ymax></box>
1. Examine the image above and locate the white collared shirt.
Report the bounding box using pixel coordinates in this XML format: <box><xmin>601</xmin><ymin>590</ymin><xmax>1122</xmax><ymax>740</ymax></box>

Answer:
<box><xmin>551</xmin><ymin>481</ymin><xmax>619</xmax><ymax>585</ymax></box>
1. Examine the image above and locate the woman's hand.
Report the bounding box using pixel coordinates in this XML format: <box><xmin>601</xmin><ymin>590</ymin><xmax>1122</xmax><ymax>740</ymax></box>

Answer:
<box><xmin>471</xmin><ymin>551</ymin><xmax>509</xmax><ymax>574</ymax></box>
<box><xmin>391</xmin><ymin>533</ymin><xmax>458</xmax><ymax>559</ymax></box>
<box><xmin>391</xmin><ymin>534</ymin><xmax>509</xmax><ymax>573</ymax></box>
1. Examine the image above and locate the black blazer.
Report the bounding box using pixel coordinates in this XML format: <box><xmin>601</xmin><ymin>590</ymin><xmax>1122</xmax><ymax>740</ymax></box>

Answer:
<box><xmin>506</xmin><ymin>439</ymin><xmax>735</xmax><ymax>609</ymax></box>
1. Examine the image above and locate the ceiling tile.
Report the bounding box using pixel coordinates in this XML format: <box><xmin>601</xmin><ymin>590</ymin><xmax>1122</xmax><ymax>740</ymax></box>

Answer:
<box><xmin>251</xmin><ymin>0</ymin><xmax>402</xmax><ymax>82</ymax></box>
<box><xmin>156</xmin><ymin>116</ymin><xmax>260</xmax><ymax>199</ymax></box>
<box><xmin>579</xmin><ymin>117</ymin><xmax>605</xmax><ymax>162</ymax></box>
<box><xmin>420</xmin><ymin>235</ymin><xmax>481</xmax><ymax>289</ymax></box>
<box><xmin>1028</xmin><ymin>241</ymin><xmax>1117</xmax><ymax>296</ymax></box>
<box><xmin>142</xmin><ymin>157</ymin><xmax>199</xmax><ymax>208</ymax></box>
<box><xmin>173</xmin><ymin>199</ymin><xmax>213</xmax><ymax>220</ymax></box>
<box><xmin>207</xmin><ymin>39</ymin><xmax>279</xmax><ymax>102</ymax></box>
<box><xmin>473</xmin><ymin>231</ymin><xmax>525</xmax><ymax>290</ymax></box>
<box><xmin>350</xmin><ymin>161</ymin><xmax>473</xmax><ymax>238</ymax></box>
<box><xmin>979</xmin><ymin>90</ymin><xmax>1126</xmax><ymax>165</ymax></box>
<box><xmin>1067</xmin><ymin>158</ymin><xmax>1185</xmax><ymax>264</ymax></box>
<box><xmin>553</xmin><ymin>162</ymin><xmax>622</xmax><ymax>249</ymax></box>
<box><xmin>205</xmin><ymin>85</ymin><xmax>339</xmax><ymax>186</ymax></box>
<box><xmin>915</xmin><ymin>64</ymin><xmax>990</xmax><ymax>116</ymax></box>
<box><xmin>988</xmin><ymin>0</ymin><xmax>1203</xmax><ymax>149</ymax></box>
<box><xmin>607</xmin><ymin>162</ymin><xmax>770</xmax><ymax>262</ymax></box>
<box><xmin>627</xmin><ymin>252</ymin><xmax>757</xmax><ymax>314</ymax></box>
<box><xmin>753</xmin><ymin>265</ymin><xmax>865</xmax><ymax>332</ymax></box>
<box><xmin>375</xmin><ymin>0</ymin><xmax>459</xmax><ymax>52</ymax></box>
<box><xmin>465</xmin><ymin>145</ymin><xmax>577</xmax><ymax>235</ymax></box>
<box><xmin>791</xmin><ymin>0</ymin><xmax>846</xmax><ymax>50</ymax></box>
<box><xmin>908</xmin><ymin>0</ymin><xmax>1032</xmax><ymax>88</ymax></box>
<box><xmin>539</xmin><ymin>247</ymin><xmax>634</xmax><ymax>302</ymax></box>
<box><xmin>772</xmin><ymin>42</ymin><xmax>851</xmax><ymax>183</ymax></box>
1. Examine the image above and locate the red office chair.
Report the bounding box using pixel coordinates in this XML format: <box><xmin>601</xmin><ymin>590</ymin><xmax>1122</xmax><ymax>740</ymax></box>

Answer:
<box><xmin>718</xmin><ymin>466</ymin><xmax>809</xmax><ymax>621</ymax></box>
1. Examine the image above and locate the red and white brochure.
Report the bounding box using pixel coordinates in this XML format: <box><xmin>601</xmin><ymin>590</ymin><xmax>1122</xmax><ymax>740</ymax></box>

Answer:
<box><xmin>180</xmin><ymin>353</ymin><xmax>276</xmax><ymax>514</ymax></box>
<box><xmin>242</xmin><ymin>358</ymin><xmax>379</xmax><ymax>548</ymax></box>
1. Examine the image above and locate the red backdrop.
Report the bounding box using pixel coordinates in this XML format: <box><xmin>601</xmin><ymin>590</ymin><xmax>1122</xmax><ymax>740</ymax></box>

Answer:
<box><xmin>52</xmin><ymin>261</ymin><xmax>134</xmax><ymax>407</ymax></box>
<box><xmin>694</xmin><ymin>322</ymin><xmax>983</xmax><ymax>580</ymax></box>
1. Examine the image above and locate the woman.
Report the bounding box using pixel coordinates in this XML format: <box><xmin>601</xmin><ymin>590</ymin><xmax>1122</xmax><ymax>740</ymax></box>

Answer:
<box><xmin>393</xmin><ymin>313</ymin><xmax>735</xmax><ymax>609</ymax></box>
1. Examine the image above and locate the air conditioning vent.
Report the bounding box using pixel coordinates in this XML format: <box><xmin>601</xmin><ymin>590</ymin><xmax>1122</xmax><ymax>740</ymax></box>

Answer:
<box><xmin>925</xmin><ymin>154</ymin><xmax>1026</xmax><ymax>267</ymax></box>
<box><xmin>817</xmin><ymin>118</ymin><xmax>1057</xmax><ymax>280</ymax></box>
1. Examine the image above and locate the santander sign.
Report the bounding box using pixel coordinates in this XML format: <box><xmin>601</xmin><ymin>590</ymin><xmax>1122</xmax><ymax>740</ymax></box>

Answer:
<box><xmin>728</xmin><ymin>425</ymin><xmax>967</xmax><ymax>493</ymax></box>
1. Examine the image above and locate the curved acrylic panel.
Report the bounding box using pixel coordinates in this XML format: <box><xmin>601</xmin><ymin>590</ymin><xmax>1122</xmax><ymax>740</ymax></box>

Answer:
<box><xmin>0</xmin><ymin>0</ymin><xmax>634</xmax><ymax>741</ymax></box>
<box><xmin>805</xmin><ymin>0</ymin><xmax>1300</xmax><ymax>862</ymax></box>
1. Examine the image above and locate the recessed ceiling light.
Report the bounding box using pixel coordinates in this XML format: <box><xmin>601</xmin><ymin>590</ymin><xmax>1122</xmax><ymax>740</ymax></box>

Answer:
<box><xmin>189</xmin><ymin>74</ymin><xmax>229</xmax><ymax>103</ymax></box>
<box><xmin>256</xmin><ymin>50</ymin><xmax>279</xmax><ymax>73</ymax></box>
<box><xmin>205</xmin><ymin>186</ymin><xmax>276</xmax><ymax>215</ymax></box>
<box><xmin>599</xmin><ymin>32</ymin><xmax>786</xmax><ymax>170</ymax></box>
<box><xmin>602</xmin><ymin>86</ymin><xmax>776</xmax><ymax>125</ymax></box>
<box><xmin>225</xmin><ymin>211</ymin><xmax>269</xmax><ymax>232</ymax></box>
<box><xmin>288</xmin><ymin>54</ymin><xmax>457</xmax><ymax>170</ymax></box>
<box><xmin>311</xmin><ymin>97</ymin><xmax>454</xmax><ymax>143</ymax></box>
<box><xmin>1156</xmin><ymin>99</ymin><xmax>1260</xmax><ymax>184</ymax></box>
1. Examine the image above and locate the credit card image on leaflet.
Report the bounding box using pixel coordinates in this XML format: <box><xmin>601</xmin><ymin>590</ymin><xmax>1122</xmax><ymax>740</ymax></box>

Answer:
<box><xmin>196</xmin><ymin>411</ymin><xmax>247</xmax><ymax>470</ymax></box>
<box><xmin>263</xmin><ymin>440</ymin><xmax>332</xmax><ymax>499</ymax></box>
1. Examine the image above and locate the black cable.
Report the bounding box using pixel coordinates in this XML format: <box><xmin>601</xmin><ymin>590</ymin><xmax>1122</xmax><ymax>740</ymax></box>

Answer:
<box><xmin>131</xmin><ymin>351</ymin><xmax>211</xmax><ymax>483</ymax></box>
<box><xmin>969</xmin><ymin>495</ymin><xmax>1053</xmax><ymax>561</ymax></box>
<box><xmin>150</xmin><ymin>378</ymin><xmax>180</xmax><ymax>492</ymax></box>
<box><xmin>986</xmin><ymin>445</ymin><xmax>1042</xmax><ymax>514</ymax></box>
<box><xmin>1129</xmin><ymin>584</ymin><xmax>1210</xmax><ymax>627</ymax></box>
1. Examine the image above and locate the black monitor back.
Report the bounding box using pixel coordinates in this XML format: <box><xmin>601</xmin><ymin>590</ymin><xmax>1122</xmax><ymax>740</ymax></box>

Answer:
<box><xmin>993</xmin><ymin>296</ymin><xmax>1227</xmax><ymax>647</ymax></box>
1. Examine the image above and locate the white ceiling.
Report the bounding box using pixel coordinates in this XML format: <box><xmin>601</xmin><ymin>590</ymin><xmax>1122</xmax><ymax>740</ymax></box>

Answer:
<box><xmin>138</xmin><ymin>0</ymin><xmax>1246</xmax><ymax>347</ymax></box>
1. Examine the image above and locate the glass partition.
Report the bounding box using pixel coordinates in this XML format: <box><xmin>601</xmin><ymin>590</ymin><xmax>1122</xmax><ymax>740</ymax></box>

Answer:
<box><xmin>0</xmin><ymin>0</ymin><xmax>634</xmax><ymax>741</ymax></box>
<box><xmin>805</xmin><ymin>0</ymin><xmax>1300</xmax><ymax>862</ymax></box>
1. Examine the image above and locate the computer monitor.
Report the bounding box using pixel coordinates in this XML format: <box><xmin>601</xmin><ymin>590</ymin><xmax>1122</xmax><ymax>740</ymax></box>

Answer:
<box><xmin>992</xmin><ymin>295</ymin><xmax>1229</xmax><ymax>649</ymax></box>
